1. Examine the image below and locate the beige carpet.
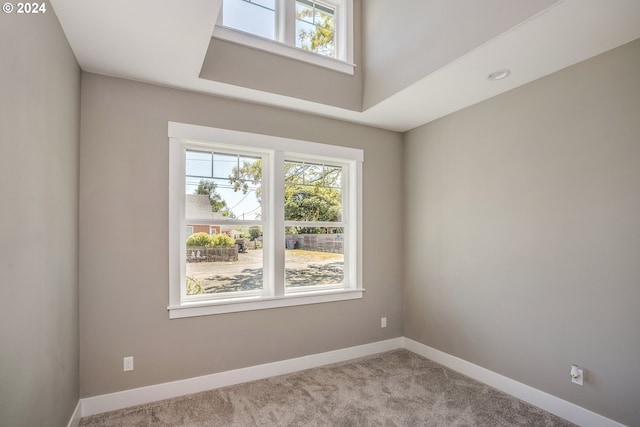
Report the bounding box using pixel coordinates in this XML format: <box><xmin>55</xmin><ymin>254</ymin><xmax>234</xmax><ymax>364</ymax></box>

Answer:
<box><xmin>80</xmin><ymin>349</ymin><xmax>575</xmax><ymax>426</ymax></box>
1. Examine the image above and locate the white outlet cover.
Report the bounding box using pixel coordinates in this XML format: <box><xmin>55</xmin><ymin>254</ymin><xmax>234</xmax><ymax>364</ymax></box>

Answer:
<box><xmin>571</xmin><ymin>368</ymin><xmax>584</xmax><ymax>385</ymax></box>
<box><xmin>123</xmin><ymin>356</ymin><xmax>134</xmax><ymax>372</ymax></box>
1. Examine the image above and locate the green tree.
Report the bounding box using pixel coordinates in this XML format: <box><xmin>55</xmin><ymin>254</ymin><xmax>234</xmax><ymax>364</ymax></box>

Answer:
<box><xmin>229</xmin><ymin>160</ymin><xmax>342</xmax><ymax>232</ymax></box>
<box><xmin>284</xmin><ymin>187</ymin><xmax>340</xmax><ymax>221</ymax></box>
<box><xmin>195</xmin><ymin>179</ymin><xmax>229</xmax><ymax>213</ymax></box>
<box><xmin>247</xmin><ymin>226</ymin><xmax>262</xmax><ymax>241</ymax></box>
<box><xmin>231</xmin><ymin>160</ymin><xmax>262</xmax><ymax>195</ymax></box>
<box><xmin>296</xmin><ymin>4</ymin><xmax>335</xmax><ymax>57</ymax></box>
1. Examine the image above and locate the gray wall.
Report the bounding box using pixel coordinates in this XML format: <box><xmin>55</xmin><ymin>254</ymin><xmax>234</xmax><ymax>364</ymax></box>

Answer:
<box><xmin>79</xmin><ymin>73</ymin><xmax>403</xmax><ymax>397</ymax></box>
<box><xmin>200</xmin><ymin>0</ymin><xmax>362</xmax><ymax>111</ymax></box>
<box><xmin>0</xmin><ymin>4</ymin><xmax>81</xmax><ymax>427</ymax></box>
<box><xmin>361</xmin><ymin>0</ymin><xmax>558</xmax><ymax>109</ymax></box>
<box><xmin>403</xmin><ymin>39</ymin><xmax>640</xmax><ymax>426</ymax></box>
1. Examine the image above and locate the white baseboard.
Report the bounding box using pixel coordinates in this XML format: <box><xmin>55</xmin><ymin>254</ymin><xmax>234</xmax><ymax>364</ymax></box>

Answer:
<box><xmin>66</xmin><ymin>400</ymin><xmax>82</xmax><ymax>427</ymax></box>
<box><xmin>80</xmin><ymin>337</ymin><xmax>403</xmax><ymax>417</ymax></box>
<box><xmin>78</xmin><ymin>336</ymin><xmax>625</xmax><ymax>427</ymax></box>
<box><xmin>402</xmin><ymin>337</ymin><xmax>625</xmax><ymax>427</ymax></box>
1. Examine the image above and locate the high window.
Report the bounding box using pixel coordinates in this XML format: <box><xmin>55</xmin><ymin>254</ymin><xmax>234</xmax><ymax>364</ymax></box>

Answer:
<box><xmin>294</xmin><ymin>0</ymin><xmax>336</xmax><ymax>57</ymax></box>
<box><xmin>221</xmin><ymin>0</ymin><xmax>277</xmax><ymax>40</ymax></box>
<box><xmin>214</xmin><ymin>0</ymin><xmax>354</xmax><ymax>74</ymax></box>
<box><xmin>169</xmin><ymin>122</ymin><xmax>363</xmax><ymax>318</ymax></box>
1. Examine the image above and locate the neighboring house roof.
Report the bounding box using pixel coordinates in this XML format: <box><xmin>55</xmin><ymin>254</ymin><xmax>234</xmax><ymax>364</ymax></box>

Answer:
<box><xmin>185</xmin><ymin>194</ymin><xmax>224</xmax><ymax>220</ymax></box>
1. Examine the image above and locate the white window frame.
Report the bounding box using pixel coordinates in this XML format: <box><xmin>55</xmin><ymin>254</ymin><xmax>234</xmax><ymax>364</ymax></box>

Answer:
<box><xmin>168</xmin><ymin>122</ymin><xmax>363</xmax><ymax>318</ymax></box>
<box><xmin>213</xmin><ymin>0</ymin><xmax>355</xmax><ymax>75</ymax></box>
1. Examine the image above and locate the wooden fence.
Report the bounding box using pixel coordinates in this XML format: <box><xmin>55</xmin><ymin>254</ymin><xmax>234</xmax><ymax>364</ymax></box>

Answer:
<box><xmin>285</xmin><ymin>234</ymin><xmax>343</xmax><ymax>254</ymax></box>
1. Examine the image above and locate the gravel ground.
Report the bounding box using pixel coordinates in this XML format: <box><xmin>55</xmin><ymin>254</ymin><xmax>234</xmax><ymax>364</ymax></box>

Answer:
<box><xmin>186</xmin><ymin>249</ymin><xmax>344</xmax><ymax>293</ymax></box>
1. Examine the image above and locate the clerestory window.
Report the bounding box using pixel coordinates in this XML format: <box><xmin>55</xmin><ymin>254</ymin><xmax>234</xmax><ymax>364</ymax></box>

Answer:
<box><xmin>168</xmin><ymin>122</ymin><xmax>363</xmax><ymax>318</ymax></box>
<box><xmin>214</xmin><ymin>0</ymin><xmax>354</xmax><ymax>74</ymax></box>
<box><xmin>294</xmin><ymin>0</ymin><xmax>336</xmax><ymax>57</ymax></box>
<box><xmin>221</xmin><ymin>0</ymin><xmax>277</xmax><ymax>41</ymax></box>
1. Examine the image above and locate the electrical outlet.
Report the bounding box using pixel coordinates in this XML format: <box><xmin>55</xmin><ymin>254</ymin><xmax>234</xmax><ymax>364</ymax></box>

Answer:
<box><xmin>381</xmin><ymin>317</ymin><xmax>387</xmax><ymax>328</ymax></box>
<box><xmin>123</xmin><ymin>356</ymin><xmax>134</xmax><ymax>372</ymax></box>
<box><xmin>570</xmin><ymin>364</ymin><xmax>583</xmax><ymax>386</ymax></box>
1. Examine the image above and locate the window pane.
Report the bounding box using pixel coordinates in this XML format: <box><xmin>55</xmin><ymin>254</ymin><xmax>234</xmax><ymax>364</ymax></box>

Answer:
<box><xmin>284</xmin><ymin>161</ymin><xmax>342</xmax><ymax>222</ymax></box>
<box><xmin>213</xmin><ymin>152</ymin><xmax>238</xmax><ymax>179</ymax></box>
<box><xmin>223</xmin><ymin>0</ymin><xmax>276</xmax><ymax>40</ymax></box>
<box><xmin>187</xmin><ymin>151</ymin><xmax>263</xmax><ymax>221</ymax></box>
<box><xmin>295</xmin><ymin>0</ymin><xmax>335</xmax><ymax>57</ymax></box>
<box><xmin>315</xmin><ymin>3</ymin><xmax>334</xmax><ymax>18</ymax></box>
<box><xmin>285</xmin><ymin>227</ymin><xmax>344</xmax><ymax>290</ymax></box>
<box><xmin>186</xmin><ymin>225</ymin><xmax>263</xmax><ymax>295</ymax></box>
<box><xmin>252</xmin><ymin>0</ymin><xmax>275</xmax><ymax>9</ymax></box>
<box><xmin>186</xmin><ymin>150</ymin><xmax>212</xmax><ymax>178</ymax></box>
<box><xmin>324</xmin><ymin>165</ymin><xmax>342</xmax><ymax>188</ymax></box>
<box><xmin>296</xmin><ymin>1</ymin><xmax>314</xmax><ymax>24</ymax></box>
<box><xmin>304</xmin><ymin>162</ymin><xmax>324</xmax><ymax>185</ymax></box>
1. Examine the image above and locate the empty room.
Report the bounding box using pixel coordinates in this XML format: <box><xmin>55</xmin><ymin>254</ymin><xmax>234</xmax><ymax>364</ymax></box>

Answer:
<box><xmin>1</xmin><ymin>0</ymin><xmax>639</xmax><ymax>426</ymax></box>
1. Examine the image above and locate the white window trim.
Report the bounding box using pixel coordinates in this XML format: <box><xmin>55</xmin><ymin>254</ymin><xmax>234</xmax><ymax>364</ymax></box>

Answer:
<box><xmin>168</xmin><ymin>122</ymin><xmax>363</xmax><ymax>318</ymax></box>
<box><xmin>213</xmin><ymin>0</ymin><xmax>355</xmax><ymax>75</ymax></box>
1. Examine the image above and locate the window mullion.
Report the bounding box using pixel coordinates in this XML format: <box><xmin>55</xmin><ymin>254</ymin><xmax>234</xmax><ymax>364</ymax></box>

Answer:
<box><xmin>272</xmin><ymin>151</ymin><xmax>286</xmax><ymax>296</ymax></box>
<box><xmin>282</xmin><ymin>0</ymin><xmax>295</xmax><ymax>46</ymax></box>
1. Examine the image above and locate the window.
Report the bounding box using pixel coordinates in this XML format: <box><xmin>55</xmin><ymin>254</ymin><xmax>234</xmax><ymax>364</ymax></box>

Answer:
<box><xmin>295</xmin><ymin>0</ymin><xmax>335</xmax><ymax>57</ymax></box>
<box><xmin>221</xmin><ymin>0</ymin><xmax>276</xmax><ymax>40</ymax></box>
<box><xmin>169</xmin><ymin>122</ymin><xmax>363</xmax><ymax>318</ymax></box>
<box><xmin>214</xmin><ymin>0</ymin><xmax>354</xmax><ymax>74</ymax></box>
<box><xmin>284</xmin><ymin>159</ymin><xmax>344</xmax><ymax>291</ymax></box>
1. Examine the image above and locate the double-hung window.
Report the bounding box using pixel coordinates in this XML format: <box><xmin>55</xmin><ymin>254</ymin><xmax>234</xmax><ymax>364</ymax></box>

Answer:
<box><xmin>168</xmin><ymin>122</ymin><xmax>363</xmax><ymax>318</ymax></box>
<box><xmin>214</xmin><ymin>0</ymin><xmax>354</xmax><ymax>74</ymax></box>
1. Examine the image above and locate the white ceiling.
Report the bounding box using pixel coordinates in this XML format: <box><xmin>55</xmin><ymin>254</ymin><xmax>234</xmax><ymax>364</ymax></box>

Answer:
<box><xmin>50</xmin><ymin>0</ymin><xmax>640</xmax><ymax>132</ymax></box>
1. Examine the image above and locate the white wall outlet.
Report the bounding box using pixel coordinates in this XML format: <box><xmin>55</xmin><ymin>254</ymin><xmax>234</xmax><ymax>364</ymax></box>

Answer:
<box><xmin>381</xmin><ymin>317</ymin><xmax>387</xmax><ymax>328</ymax></box>
<box><xmin>570</xmin><ymin>364</ymin><xmax>583</xmax><ymax>385</ymax></box>
<box><xmin>123</xmin><ymin>356</ymin><xmax>134</xmax><ymax>372</ymax></box>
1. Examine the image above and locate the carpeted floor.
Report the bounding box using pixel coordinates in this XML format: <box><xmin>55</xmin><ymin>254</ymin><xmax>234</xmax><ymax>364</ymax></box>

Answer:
<box><xmin>79</xmin><ymin>349</ymin><xmax>575</xmax><ymax>426</ymax></box>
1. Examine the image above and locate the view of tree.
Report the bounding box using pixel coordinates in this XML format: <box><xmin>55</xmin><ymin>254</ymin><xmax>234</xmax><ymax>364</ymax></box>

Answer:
<box><xmin>247</xmin><ymin>226</ymin><xmax>262</xmax><ymax>240</ymax></box>
<box><xmin>228</xmin><ymin>159</ymin><xmax>342</xmax><ymax>232</ymax></box>
<box><xmin>230</xmin><ymin>160</ymin><xmax>262</xmax><ymax>200</ymax></box>
<box><xmin>296</xmin><ymin>1</ymin><xmax>335</xmax><ymax>57</ymax></box>
<box><xmin>284</xmin><ymin>186</ymin><xmax>341</xmax><ymax>234</ymax></box>
<box><xmin>195</xmin><ymin>179</ymin><xmax>234</xmax><ymax>217</ymax></box>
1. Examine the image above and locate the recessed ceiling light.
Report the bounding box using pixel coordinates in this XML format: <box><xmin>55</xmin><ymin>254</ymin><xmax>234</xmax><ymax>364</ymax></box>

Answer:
<box><xmin>487</xmin><ymin>69</ymin><xmax>511</xmax><ymax>81</ymax></box>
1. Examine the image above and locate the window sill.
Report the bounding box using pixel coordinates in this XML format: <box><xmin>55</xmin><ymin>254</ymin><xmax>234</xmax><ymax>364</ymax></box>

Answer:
<box><xmin>168</xmin><ymin>288</ymin><xmax>364</xmax><ymax>319</ymax></box>
<box><xmin>212</xmin><ymin>25</ymin><xmax>356</xmax><ymax>75</ymax></box>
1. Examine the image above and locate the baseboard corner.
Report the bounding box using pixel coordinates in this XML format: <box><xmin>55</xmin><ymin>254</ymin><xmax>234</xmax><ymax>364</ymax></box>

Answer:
<box><xmin>67</xmin><ymin>400</ymin><xmax>82</xmax><ymax>427</ymax></box>
<box><xmin>401</xmin><ymin>337</ymin><xmax>626</xmax><ymax>427</ymax></box>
